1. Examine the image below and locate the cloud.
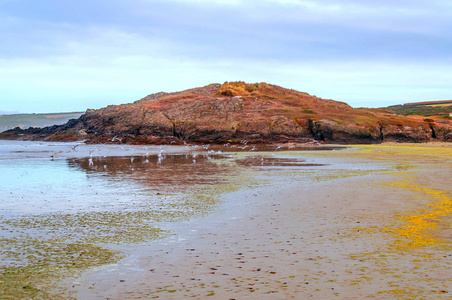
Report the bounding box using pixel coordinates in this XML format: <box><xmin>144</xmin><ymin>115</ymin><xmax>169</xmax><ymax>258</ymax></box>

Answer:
<box><xmin>0</xmin><ymin>0</ymin><xmax>451</xmax><ymax>112</ymax></box>
<box><xmin>2</xmin><ymin>0</ymin><xmax>450</xmax><ymax>63</ymax></box>
<box><xmin>1</xmin><ymin>45</ymin><xmax>451</xmax><ymax>113</ymax></box>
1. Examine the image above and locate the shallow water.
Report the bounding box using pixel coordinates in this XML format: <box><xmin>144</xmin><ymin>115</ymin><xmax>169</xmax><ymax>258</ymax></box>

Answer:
<box><xmin>0</xmin><ymin>141</ymin><xmax>355</xmax><ymax>218</ymax></box>
<box><xmin>0</xmin><ymin>141</ymin><xmax>232</xmax><ymax>215</ymax></box>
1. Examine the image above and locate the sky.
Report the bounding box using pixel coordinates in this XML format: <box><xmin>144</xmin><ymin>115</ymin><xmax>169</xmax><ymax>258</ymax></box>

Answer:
<box><xmin>0</xmin><ymin>0</ymin><xmax>451</xmax><ymax>114</ymax></box>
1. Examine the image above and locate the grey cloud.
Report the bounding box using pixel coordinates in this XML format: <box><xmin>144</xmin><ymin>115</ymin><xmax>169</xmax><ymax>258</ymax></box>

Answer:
<box><xmin>1</xmin><ymin>0</ymin><xmax>451</xmax><ymax>64</ymax></box>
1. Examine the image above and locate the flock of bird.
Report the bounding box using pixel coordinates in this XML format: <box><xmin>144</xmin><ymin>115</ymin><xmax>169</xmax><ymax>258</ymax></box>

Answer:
<box><xmin>50</xmin><ymin>139</ymin><xmax>300</xmax><ymax>164</ymax></box>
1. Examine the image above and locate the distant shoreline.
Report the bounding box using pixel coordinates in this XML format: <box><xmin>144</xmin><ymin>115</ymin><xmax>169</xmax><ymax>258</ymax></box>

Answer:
<box><xmin>0</xmin><ymin>112</ymin><xmax>84</xmax><ymax>132</ymax></box>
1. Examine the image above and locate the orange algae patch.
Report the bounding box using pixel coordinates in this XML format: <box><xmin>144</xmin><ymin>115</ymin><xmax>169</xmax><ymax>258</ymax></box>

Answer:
<box><xmin>322</xmin><ymin>143</ymin><xmax>452</xmax><ymax>251</ymax></box>
<box><xmin>385</xmin><ymin>178</ymin><xmax>452</xmax><ymax>250</ymax></box>
<box><xmin>337</xmin><ymin>143</ymin><xmax>452</xmax><ymax>250</ymax></box>
<box><xmin>308</xmin><ymin>144</ymin><xmax>452</xmax><ymax>298</ymax></box>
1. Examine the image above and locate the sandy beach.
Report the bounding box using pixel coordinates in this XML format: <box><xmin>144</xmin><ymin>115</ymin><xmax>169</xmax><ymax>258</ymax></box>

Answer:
<box><xmin>1</xmin><ymin>142</ymin><xmax>451</xmax><ymax>299</ymax></box>
<box><xmin>58</xmin><ymin>144</ymin><xmax>452</xmax><ymax>299</ymax></box>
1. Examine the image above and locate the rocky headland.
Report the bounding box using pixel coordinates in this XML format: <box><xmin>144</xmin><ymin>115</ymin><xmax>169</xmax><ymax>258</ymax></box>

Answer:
<box><xmin>2</xmin><ymin>82</ymin><xmax>452</xmax><ymax>144</ymax></box>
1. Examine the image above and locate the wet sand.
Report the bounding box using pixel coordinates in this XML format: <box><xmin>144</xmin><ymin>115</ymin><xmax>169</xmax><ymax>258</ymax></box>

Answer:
<box><xmin>63</xmin><ymin>144</ymin><xmax>452</xmax><ymax>299</ymax></box>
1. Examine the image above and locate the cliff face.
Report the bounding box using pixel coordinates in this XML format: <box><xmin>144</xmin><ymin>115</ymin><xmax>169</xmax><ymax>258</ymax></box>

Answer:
<box><xmin>2</xmin><ymin>82</ymin><xmax>452</xmax><ymax>144</ymax></box>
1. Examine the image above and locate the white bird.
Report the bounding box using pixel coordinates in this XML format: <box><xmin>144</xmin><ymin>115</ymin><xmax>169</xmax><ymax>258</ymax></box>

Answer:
<box><xmin>157</xmin><ymin>150</ymin><xmax>165</xmax><ymax>164</ymax></box>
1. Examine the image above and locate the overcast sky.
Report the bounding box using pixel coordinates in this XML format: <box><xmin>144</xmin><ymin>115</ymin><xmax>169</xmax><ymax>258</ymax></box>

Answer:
<box><xmin>1</xmin><ymin>0</ymin><xmax>451</xmax><ymax>113</ymax></box>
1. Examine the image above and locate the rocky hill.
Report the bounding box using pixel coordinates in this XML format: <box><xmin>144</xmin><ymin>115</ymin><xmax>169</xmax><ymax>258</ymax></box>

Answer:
<box><xmin>1</xmin><ymin>82</ymin><xmax>452</xmax><ymax>144</ymax></box>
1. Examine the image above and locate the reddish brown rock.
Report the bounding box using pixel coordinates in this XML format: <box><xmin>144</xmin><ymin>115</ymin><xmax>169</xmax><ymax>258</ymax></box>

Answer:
<box><xmin>2</xmin><ymin>82</ymin><xmax>451</xmax><ymax>144</ymax></box>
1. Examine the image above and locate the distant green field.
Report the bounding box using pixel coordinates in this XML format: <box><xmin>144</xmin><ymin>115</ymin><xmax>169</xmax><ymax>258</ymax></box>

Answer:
<box><xmin>385</xmin><ymin>100</ymin><xmax>452</xmax><ymax>117</ymax></box>
<box><xmin>0</xmin><ymin>112</ymin><xmax>84</xmax><ymax>132</ymax></box>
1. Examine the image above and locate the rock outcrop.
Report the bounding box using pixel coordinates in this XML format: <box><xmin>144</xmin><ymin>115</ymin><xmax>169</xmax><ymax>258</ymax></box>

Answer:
<box><xmin>2</xmin><ymin>82</ymin><xmax>451</xmax><ymax>144</ymax></box>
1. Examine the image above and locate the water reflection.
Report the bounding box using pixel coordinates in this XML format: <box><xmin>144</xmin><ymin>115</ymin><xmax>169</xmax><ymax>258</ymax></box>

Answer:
<box><xmin>67</xmin><ymin>153</ymin><xmax>236</xmax><ymax>192</ymax></box>
<box><xmin>68</xmin><ymin>153</ymin><xmax>328</xmax><ymax>191</ymax></box>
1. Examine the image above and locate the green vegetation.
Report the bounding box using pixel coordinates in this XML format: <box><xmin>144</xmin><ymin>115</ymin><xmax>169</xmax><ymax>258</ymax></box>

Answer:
<box><xmin>0</xmin><ymin>239</ymin><xmax>120</xmax><ymax>299</ymax></box>
<box><xmin>385</xmin><ymin>101</ymin><xmax>452</xmax><ymax>117</ymax></box>
<box><xmin>301</xmin><ymin>108</ymin><xmax>317</xmax><ymax>114</ymax></box>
